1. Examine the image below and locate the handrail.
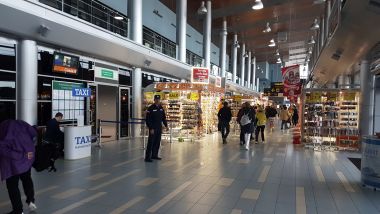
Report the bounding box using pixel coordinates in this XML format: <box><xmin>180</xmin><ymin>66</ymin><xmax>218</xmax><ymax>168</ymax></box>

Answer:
<box><xmin>38</xmin><ymin>0</ymin><xmax>129</xmax><ymax>38</ymax></box>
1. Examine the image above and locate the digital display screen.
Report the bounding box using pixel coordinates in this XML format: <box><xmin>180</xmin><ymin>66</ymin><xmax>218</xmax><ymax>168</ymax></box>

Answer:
<box><xmin>52</xmin><ymin>52</ymin><xmax>79</xmax><ymax>75</ymax></box>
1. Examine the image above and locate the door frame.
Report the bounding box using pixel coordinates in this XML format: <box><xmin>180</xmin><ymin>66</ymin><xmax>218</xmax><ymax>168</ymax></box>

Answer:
<box><xmin>118</xmin><ymin>86</ymin><xmax>131</xmax><ymax>139</ymax></box>
<box><xmin>87</xmin><ymin>83</ymin><xmax>98</xmax><ymax>135</ymax></box>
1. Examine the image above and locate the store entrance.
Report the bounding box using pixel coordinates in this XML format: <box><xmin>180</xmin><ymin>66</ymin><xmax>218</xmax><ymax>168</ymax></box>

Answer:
<box><xmin>88</xmin><ymin>84</ymin><xmax>97</xmax><ymax>136</ymax></box>
<box><xmin>119</xmin><ymin>87</ymin><xmax>130</xmax><ymax>138</ymax></box>
<box><xmin>98</xmin><ymin>84</ymin><xmax>118</xmax><ymax>141</ymax></box>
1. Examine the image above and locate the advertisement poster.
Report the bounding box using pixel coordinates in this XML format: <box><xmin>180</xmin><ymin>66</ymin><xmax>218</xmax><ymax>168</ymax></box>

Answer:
<box><xmin>191</xmin><ymin>67</ymin><xmax>209</xmax><ymax>84</ymax></box>
<box><xmin>282</xmin><ymin>65</ymin><xmax>301</xmax><ymax>101</ymax></box>
<box><xmin>361</xmin><ymin>137</ymin><xmax>380</xmax><ymax>188</ymax></box>
<box><xmin>215</xmin><ymin>76</ymin><xmax>222</xmax><ymax>88</ymax></box>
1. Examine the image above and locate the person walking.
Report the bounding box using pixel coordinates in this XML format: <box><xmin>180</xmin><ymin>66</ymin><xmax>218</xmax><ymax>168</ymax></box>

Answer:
<box><xmin>292</xmin><ymin>105</ymin><xmax>299</xmax><ymax>126</ymax></box>
<box><xmin>280</xmin><ymin>106</ymin><xmax>290</xmax><ymax>130</ymax></box>
<box><xmin>267</xmin><ymin>105</ymin><xmax>277</xmax><ymax>132</ymax></box>
<box><xmin>0</xmin><ymin>120</ymin><xmax>38</xmax><ymax>214</ymax></box>
<box><xmin>255</xmin><ymin>106</ymin><xmax>267</xmax><ymax>144</ymax></box>
<box><xmin>217</xmin><ymin>102</ymin><xmax>232</xmax><ymax>144</ymax></box>
<box><xmin>145</xmin><ymin>95</ymin><xmax>168</xmax><ymax>162</ymax></box>
<box><xmin>237</xmin><ymin>102</ymin><xmax>255</xmax><ymax>150</ymax></box>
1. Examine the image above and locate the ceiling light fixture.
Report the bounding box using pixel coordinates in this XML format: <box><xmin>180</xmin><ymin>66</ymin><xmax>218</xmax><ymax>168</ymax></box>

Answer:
<box><xmin>198</xmin><ymin>1</ymin><xmax>208</xmax><ymax>15</ymax></box>
<box><xmin>276</xmin><ymin>57</ymin><xmax>282</xmax><ymax>64</ymax></box>
<box><xmin>308</xmin><ymin>48</ymin><xmax>313</xmax><ymax>54</ymax></box>
<box><xmin>263</xmin><ymin>22</ymin><xmax>271</xmax><ymax>33</ymax></box>
<box><xmin>268</xmin><ymin>39</ymin><xmax>276</xmax><ymax>47</ymax></box>
<box><xmin>244</xmin><ymin>52</ymin><xmax>249</xmax><ymax>58</ymax></box>
<box><xmin>275</xmin><ymin>49</ymin><xmax>280</xmax><ymax>56</ymax></box>
<box><xmin>310</xmin><ymin>18</ymin><xmax>320</xmax><ymax>30</ymax></box>
<box><xmin>308</xmin><ymin>36</ymin><xmax>316</xmax><ymax>45</ymax></box>
<box><xmin>252</xmin><ymin>0</ymin><xmax>264</xmax><ymax>10</ymax></box>
<box><xmin>114</xmin><ymin>15</ymin><xmax>123</xmax><ymax>20</ymax></box>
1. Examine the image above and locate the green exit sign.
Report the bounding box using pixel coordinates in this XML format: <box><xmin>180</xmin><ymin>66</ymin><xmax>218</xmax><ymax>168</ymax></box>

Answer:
<box><xmin>101</xmin><ymin>69</ymin><xmax>114</xmax><ymax>79</ymax></box>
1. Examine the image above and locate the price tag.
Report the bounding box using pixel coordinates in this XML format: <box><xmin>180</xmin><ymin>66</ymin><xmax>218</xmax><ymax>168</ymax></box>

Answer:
<box><xmin>168</xmin><ymin>92</ymin><xmax>180</xmax><ymax>100</ymax></box>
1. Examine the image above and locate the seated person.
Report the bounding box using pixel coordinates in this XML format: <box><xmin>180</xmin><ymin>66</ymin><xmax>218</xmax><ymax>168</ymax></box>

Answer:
<box><xmin>45</xmin><ymin>112</ymin><xmax>64</xmax><ymax>152</ymax></box>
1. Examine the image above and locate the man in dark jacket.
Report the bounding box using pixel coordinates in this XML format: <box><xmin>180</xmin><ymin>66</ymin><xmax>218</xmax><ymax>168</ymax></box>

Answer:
<box><xmin>145</xmin><ymin>95</ymin><xmax>168</xmax><ymax>162</ymax></box>
<box><xmin>45</xmin><ymin>112</ymin><xmax>64</xmax><ymax>152</ymax></box>
<box><xmin>218</xmin><ymin>102</ymin><xmax>232</xmax><ymax>144</ymax></box>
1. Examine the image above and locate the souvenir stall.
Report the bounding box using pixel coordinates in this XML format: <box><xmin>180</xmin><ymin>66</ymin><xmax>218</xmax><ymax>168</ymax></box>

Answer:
<box><xmin>301</xmin><ymin>89</ymin><xmax>361</xmax><ymax>151</ymax></box>
<box><xmin>143</xmin><ymin>82</ymin><xmax>225</xmax><ymax>142</ymax></box>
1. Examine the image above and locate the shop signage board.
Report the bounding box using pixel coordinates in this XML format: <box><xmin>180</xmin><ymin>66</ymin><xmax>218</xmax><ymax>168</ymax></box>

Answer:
<box><xmin>191</xmin><ymin>67</ymin><xmax>209</xmax><ymax>84</ymax></box>
<box><xmin>95</xmin><ymin>66</ymin><xmax>119</xmax><ymax>81</ymax></box>
<box><xmin>327</xmin><ymin>92</ymin><xmax>338</xmax><ymax>101</ymax></box>
<box><xmin>309</xmin><ymin>92</ymin><xmax>322</xmax><ymax>103</ymax></box>
<box><xmin>53</xmin><ymin>81</ymin><xmax>85</xmax><ymax>90</ymax></box>
<box><xmin>232</xmin><ymin>95</ymin><xmax>242</xmax><ymax>102</ymax></box>
<box><xmin>343</xmin><ymin>92</ymin><xmax>356</xmax><ymax>101</ymax></box>
<box><xmin>72</xmin><ymin>88</ymin><xmax>91</xmax><ymax>97</ymax></box>
<box><xmin>168</xmin><ymin>92</ymin><xmax>180</xmax><ymax>100</ymax></box>
<box><xmin>215</xmin><ymin>76</ymin><xmax>222</xmax><ymax>87</ymax></box>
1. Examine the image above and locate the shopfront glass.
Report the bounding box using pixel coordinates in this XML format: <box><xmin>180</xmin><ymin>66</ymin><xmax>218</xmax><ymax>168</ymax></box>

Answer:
<box><xmin>119</xmin><ymin>88</ymin><xmax>129</xmax><ymax>138</ymax></box>
<box><xmin>0</xmin><ymin>44</ymin><xmax>16</xmax><ymax>123</ymax></box>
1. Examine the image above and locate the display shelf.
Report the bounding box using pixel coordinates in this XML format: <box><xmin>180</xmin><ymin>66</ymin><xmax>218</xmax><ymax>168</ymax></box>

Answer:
<box><xmin>302</xmin><ymin>89</ymin><xmax>360</xmax><ymax>151</ymax></box>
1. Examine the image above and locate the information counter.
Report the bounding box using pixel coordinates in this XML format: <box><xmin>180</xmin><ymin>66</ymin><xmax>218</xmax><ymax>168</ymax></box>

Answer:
<box><xmin>64</xmin><ymin>125</ymin><xmax>92</xmax><ymax>160</ymax></box>
<box><xmin>361</xmin><ymin>136</ymin><xmax>380</xmax><ymax>189</ymax></box>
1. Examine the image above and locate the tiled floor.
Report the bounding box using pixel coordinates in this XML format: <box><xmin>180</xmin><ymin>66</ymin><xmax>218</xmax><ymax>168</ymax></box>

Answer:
<box><xmin>1</xmin><ymin>126</ymin><xmax>380</xmax><ymax>214</ymax></box>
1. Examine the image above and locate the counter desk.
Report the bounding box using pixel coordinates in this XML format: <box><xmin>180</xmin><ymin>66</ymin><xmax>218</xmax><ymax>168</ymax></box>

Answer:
<box><xmin>361</xmin><ymin>136</ymin><xmax>380</xmax><ymax>189</ymax></box>
<box><xmin>64</xmin><ymin>125</ymin><xmax>92</xmax><ymax>160</ymax></box>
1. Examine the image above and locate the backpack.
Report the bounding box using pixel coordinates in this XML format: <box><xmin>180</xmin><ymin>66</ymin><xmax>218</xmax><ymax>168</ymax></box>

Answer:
<box><xmin>33</xmin><ymin>140</ymin><xmax>60</xmax><ymax>172</ymax></box>
<box><xmin>240</xmin><ymin>112</ymin><xmax>251</xmax><ymax>126</ymax></box>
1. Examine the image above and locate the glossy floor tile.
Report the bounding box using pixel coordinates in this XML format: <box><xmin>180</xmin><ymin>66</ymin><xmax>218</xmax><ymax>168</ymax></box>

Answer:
<box><xmin>0</xmin><ymin>126</ymin><xmax>379</xmax><ymax>214</ymax></box>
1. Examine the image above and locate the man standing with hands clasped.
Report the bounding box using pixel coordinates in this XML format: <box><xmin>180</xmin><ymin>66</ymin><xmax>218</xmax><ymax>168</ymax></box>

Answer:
<box><xmin>145</xmin><ymin>95</ymin><xmax>168</xmax><ymax>162</ymax></box>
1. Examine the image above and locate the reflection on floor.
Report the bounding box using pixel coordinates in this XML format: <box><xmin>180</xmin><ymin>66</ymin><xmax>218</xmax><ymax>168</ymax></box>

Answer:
<box><xmin>0</xmin><ymin>127</ymin><xmax>379</xmax><ymax>214</ymax></box>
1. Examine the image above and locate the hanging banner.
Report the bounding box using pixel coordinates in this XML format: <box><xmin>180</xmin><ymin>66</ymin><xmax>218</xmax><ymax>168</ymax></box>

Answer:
<box><xmin>191</xmin><ymin>67</ymin><xmax>209</xmax><ymax>84</ymax></box>
<box><xmin>282</xmin><ymin>65</ymin><xmax>302</xmax><ymax>99</ymax></box>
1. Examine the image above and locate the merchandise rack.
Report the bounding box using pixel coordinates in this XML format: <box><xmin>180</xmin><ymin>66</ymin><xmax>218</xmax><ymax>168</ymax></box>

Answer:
<box><xmin>301</xmin><ymin>89</ymin><xmax>360</xmax><ymax>151</ymax></box>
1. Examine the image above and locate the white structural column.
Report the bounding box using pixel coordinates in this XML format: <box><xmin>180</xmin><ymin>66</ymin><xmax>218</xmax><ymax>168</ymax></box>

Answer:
<box><xmin>17</xmin><ymin>40</ymin><xmax>38</xmax><ymax>125</ymax></box>
<box><xmin>240</xmin><ymin>43</ymin><xmax>246</xmax><ymax>86</ymax></box>
<box><xmin>176</xmin><ymin>0</ymin><xmax>187</xmax><ymax>63</ymax></box>
<box><xmin>353</xmin><ymin>72</ymin><xmax>360</xmax><ymax>88</ymax></box>
<box><xmin>232</xmin><ymin>34</ymin><xmax>238</xmax><ymax>83</ymax></box>
<box><xmin>131</xmin><ymin>0</ymin><xmax>142</xmax><ymax>44</ymax></box>
<box><xmin>252</xmin><ymin>56</ymin><xmax>257</xmax><ymax>90</ymax></box>
<box><xmin>320</xmin><ymin>16</ymin><xmax>325</xmax><ymax>48</ymax></box>
<box><xmin>203</xmin><ymin>0</ymin><xmax>212</xmax><ymax>69</ymax></box>
<box><xmin>337</xmin><ymin>74</ymin><xmax>345</xmax><ymax>88</ymax></box>
<box><xmin>219</xmin><ymin>18</ymin><xmax>227</xmax><ymax>78</ymax></box>
<box><xmin>131</xmin><ymin>0</ymin><xmax>143</xmax><ymax>136</ymax></box>
<box><xmin>325</xmin><ymin>0</ymin><xmax>331</xmax><ymax>38</ymax></box>
<box><xmin>360</xmin><ymin>60</ymin><xmax>375</xmax><ymax>136</ymax></box>
<box><xmin>256</xmin><ymin>77</ymin><xmax>260</xmax><ymax>92</ymax></box>
<box><xmin>247</xmin><ymin>51</ymin><xmax>252</xmax><ymax>88</ymax></box>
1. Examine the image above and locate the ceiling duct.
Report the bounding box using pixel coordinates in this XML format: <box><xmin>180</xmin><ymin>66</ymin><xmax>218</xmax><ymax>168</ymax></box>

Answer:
<box><xmin>277</xmin><ymin>32</ymin><xmax>287</xmax><ymax>43</ymax></box>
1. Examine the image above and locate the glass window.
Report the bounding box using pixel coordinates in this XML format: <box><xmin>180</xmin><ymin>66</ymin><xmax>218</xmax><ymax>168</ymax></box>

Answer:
<box><xmin>77</xmin><ymin>0</ymin><xmax>92</xmax><ymax>22</ymax></box>
<box><xmin>0</xmin><ymin>72</ymin><xmax>16</xmax><ymax>100</ymax></box>
<box><xmin>0</xmin><ymin>46</ymin><xmax>16</xmax><ymax>71</ymax></box>
<box><xmin>39</xmin><ymin>0</ymin><xmax>63</xmax><ymax>10</ymax></box>
<box><xmin>92</xmin><ymin>1</ymin><xmax>109</xmax><ymax>29</ymax></box>
<box><xmin>38</xmin><ymin>76</ymin><xmax>53</xmax><ymax>100</ymax></box>
<box><xmin>63</xmin><ymin>0</ymin><xmax>78</xmax><ymax>16</ymax></box>
<box><xmin>0</xmin><ymin>101</ymin><xmax>16</xmax><ymax>123</ymax></box>
<box><xmin>38</xmin><ymin>102</ymin><xmax>52</xmax><ymax>126</ymax></box>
